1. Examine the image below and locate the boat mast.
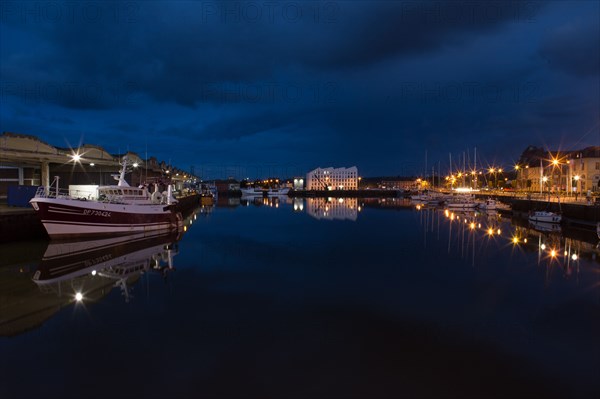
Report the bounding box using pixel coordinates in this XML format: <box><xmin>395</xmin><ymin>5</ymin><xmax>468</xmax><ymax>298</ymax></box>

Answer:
<box><xmin>449</xmin><ymin>153</ymin><xmax>452</xmax><ymax>190</ymax></box>
<box><xmin>540</xmin><ymin>158</ymin><xmax>543</xmax><ymax>195</ymax></box>
<box><xmin>462</xmin><ymin>151</ymin><xmax>466</xmax><ymax>187</ymax></box>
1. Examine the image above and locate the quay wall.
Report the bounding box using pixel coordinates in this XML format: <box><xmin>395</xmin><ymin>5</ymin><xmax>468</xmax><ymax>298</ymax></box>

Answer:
<box><xmin>290</xmin><ymin>189</ymin><xmax>400</xmax><ymax>198</ymax></box>
<box><xmin>0</xmin><ymin>210</ymin><xmax>46</xmax><ymax>243</ymax></box>
<box><xmin>486</xmin><ymin>196</ymin><xmax>600</xmax><ymax>226</ymax></box>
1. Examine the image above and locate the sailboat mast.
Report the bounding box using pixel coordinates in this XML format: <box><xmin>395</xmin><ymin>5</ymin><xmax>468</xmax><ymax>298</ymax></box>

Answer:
<box><xmin>463</xmin><ymin>151</ymin><xmax>466</xmax><ymax>187</ymax></box>
<box><xmin>474</xmin><ymin>147</ymin><xmax>477</xmax><ymax>189</ymax></box>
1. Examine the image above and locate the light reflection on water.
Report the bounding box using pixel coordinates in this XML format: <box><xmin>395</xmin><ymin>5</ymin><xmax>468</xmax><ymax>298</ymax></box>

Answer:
<box><xmin>0</xmin><ymin>199</ymin><xmax>599</xmax><ymax>398</ymax></box>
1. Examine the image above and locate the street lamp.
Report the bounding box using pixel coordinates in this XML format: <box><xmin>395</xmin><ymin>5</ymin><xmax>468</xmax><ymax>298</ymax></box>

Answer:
<box><xmin>574</xmin><ymin>175</ymin><xmax>580</xmax><ymax>200</ymax></box>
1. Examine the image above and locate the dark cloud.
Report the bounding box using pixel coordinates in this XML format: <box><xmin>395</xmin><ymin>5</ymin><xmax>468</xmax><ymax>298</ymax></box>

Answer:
<box><xmin>0</xmin><ymin>0</ymin><xmax>598</xmax><ymax>177</ymax></box>
<box><xmin>539</xmin><ymin>16</ymin><xmax>600</xmax><ymax>77</ymax></box>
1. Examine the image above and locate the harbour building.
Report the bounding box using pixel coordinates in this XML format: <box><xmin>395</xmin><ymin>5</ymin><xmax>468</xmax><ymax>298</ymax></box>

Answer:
<box><xmin>306</xmin><ymin>166</ymin><xmax>358</xmax><ymax>190</ymax></box>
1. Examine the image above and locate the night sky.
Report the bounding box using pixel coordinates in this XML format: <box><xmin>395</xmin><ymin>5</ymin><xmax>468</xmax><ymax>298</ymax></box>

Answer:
<box><xmin>1</xmin><ymin>1</ymin><xmax>599</xmax><ymax>178</ymax></box>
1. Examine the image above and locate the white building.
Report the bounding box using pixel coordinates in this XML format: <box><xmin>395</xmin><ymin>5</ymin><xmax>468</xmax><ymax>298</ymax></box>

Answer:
<box><xmin>306</xmin><ymin>166</ymin><xmax>358</xmax><ymax>190</ymax></box>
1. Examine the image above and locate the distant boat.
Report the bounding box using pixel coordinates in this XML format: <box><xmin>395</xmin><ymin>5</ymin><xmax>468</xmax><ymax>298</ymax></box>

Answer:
<box><xmin>29</xmin><ymin>156</ymin><xmax>183</xmax><ymax>239</ymax></box>
<box><xmin>477</xmin><ymin>198</ymin><xmax>497</xmax><ymax>211</ymax></box>
<box><xmin>446</xmin><ymin>196</ymin><xmax>478</xmax><ymax>210</ymax></box>
<box><xmin>528</xmin><ymin>211</ymin><xmax>561</xmax><ymax>224</ymax></box>
<box><xmin>241</xmin><ymin>187</ymin><xmax>290</xmax><ymax>197</ymax></box>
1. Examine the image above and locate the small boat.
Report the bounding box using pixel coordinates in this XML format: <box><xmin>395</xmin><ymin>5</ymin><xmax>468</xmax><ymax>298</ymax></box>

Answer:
<box><xmin>241</xmin><ymin>187</ymin><xmax>290</xmax><ymax>197</ymax></box>
<box><xmin>446</xmin><ymin>196</ymin><xmax>478</xmax><ymax>210</ymax></box>
<box><xmin>29</xmin><ymin>156</ymin><xmax>183</xmax><ymax>239</ymax></box>
<box><xmin>268</xmin><ymin>187</ymin><xmax>290</xmax><ymax>196</ymax></box>
<box><xmin>477</xmin><ymin>198</ymin><xmax>497</xmax><ymax>211</ymax></box>
<box><xmin>241</xmin><ymin>187</ymin><xmax>267</xmax><ymax>197</ymax></box>
<box><xmin>528</xmin><ymin>211</ymin><xmax>561</xmax><ymax>224</ymax></box>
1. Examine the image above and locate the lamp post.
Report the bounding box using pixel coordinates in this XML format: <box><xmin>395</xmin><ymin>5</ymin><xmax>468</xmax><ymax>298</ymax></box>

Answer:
<box><xmin>574</xmin><ymin>175</ymin><xmax>580</xmax><ymax>201</ymax></box>
<box><xmin>488</xmin><ymin>168</ymin><xmax>496</xmax><ymax>190</ymax></box>
<box><xmin>498</xmin><ymin>168</ymin><xmax>503</xmax><ymax>189</ymax></box>
<box><xmin>542</xmin><ymin>176</ymin><xmax>548</xmax><ymax>197</ymax></box>
<box><xmin>551</xmin><ymin>158</ymin><xmax>562</xmax><ymax>201</ymax></box>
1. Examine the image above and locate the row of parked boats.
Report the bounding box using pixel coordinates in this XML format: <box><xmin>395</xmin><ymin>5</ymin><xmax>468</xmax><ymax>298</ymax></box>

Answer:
<box><xmin>411</xmin><ymin>192</ymin><xmax>503</xmax><ymax>211</ymax></box>
<box><xmin>411</xmin><ymin>191</ymin><xmax>563</xmax><ymax>225</ymax></box>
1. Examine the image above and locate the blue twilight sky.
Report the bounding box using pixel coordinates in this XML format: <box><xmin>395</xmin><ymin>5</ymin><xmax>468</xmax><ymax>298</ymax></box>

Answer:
<box><xmin>1</xmin><ymin>1</ymin><xmax>599</xmax><ymax>178</ymax></box>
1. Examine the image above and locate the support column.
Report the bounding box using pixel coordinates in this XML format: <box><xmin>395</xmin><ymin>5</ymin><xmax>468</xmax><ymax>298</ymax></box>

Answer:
<box><xmin>41</xmin><ymin>161</ymin><xmax>50</xmax><ymax>188</ymax></box>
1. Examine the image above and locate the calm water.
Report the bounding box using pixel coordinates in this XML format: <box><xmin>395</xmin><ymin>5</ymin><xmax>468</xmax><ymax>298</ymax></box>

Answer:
<box><xmin>1</xmin><ymin>198</ymin><xmax>599</xmax><ymax>398</ymax></box>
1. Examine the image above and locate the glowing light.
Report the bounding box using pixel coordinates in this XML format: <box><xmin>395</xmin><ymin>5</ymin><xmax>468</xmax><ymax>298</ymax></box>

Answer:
<box><xmin>70</xmin><ymin>153</ymin><xmax>81</xmax><ymax>162</ymax></box>
<box><xmin>91</xmin><ymin>270</ymin><xmax>97</xmax><ymax>276</ymax></box>
<box><xmin>497</xmin><ymin>229</ymin><xmax>501</xmax><ymax>235</ymax></box>
<box><xmin>478</xmin><ymin>223</ymin><xmax>481</xmax><ymax>228</ymax></box>
<box><xmin>469</xmin><ymin>222</ymin><xmax>475</xmax><ymax>229</ymax></box>
<box><xmin>90</xmin><ymin>163</ymin><xmax>95</xmax><ymax>167</ymax></box>
<box><xmin>550</xmin><ymin>249</ymin><xmax>557</xmax><ymax>257</ymax></box>
<box><xmin>445</xmin><ymin>210</ymin><xmax>449</xmax><ymax>217</ymax></box>
<box><xmin>541</xmin><ymin>243</ymin><xmax>546</xmax><ymax>250</ymax></box>
<box><xmin>524</xmin><ymin>238</ymin><xmax>528</xmax><ymax>243</ymax></box>
<box><xmin>416</xmin><ymin>205</ymin><xmax>421</xmax><ymax>210</ymax></box>
<box><xmin>75</xmin><ymin>292</ymin><xmax>83</xmax><ymax>302</ymax></box>
<box><xmin>133</xmin><ymin>162</ymin><xmax>139</xmax><ymax>168</ymax></box>
<box><xmin>184</xmin><ymin>226</ymin><xmax>187</xmax><ymax>232</ymax></box>
<box><xmin>488</xmin><ymin>228</ymin><xmax>494</xmax><ymax>235</ymax></box>
<box><xmin>571</xmin><ymin>254</ymin><xmax>578</xmax><ymax>260</ymax></box>
<box><xmin>564</xmin><ymin>250</ymin><xmax>568</xmax><ymax>256</ymax></box>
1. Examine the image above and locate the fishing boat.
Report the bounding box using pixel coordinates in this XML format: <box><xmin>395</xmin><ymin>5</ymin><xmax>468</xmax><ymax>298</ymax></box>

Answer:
<box><xmin>29</xmin><ymin>156</ymin><xmax>183</xmax><ymax>239</ymax></box>
<box><xmin>528</xmin><ymin>211</ymin><xmax>561</xmax><ymax>224</ymax></box>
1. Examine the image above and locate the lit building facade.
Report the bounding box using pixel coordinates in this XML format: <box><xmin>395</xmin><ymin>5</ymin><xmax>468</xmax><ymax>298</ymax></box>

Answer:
<box><xmin>306</xmin><ymin>166</ymin><xmax>358</xmax><ymax>190</ymax></box>
<box><xmin>568</xmin><ymin>147</ymin><xmax>600</xmax><ymax>193</ymax></box>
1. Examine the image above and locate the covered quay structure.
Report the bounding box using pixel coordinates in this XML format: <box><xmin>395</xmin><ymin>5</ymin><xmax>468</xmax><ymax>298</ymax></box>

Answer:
<box><xmin>0</xmin><ymin>132</ymin><xmax>196</xmax><ymax>200</ymax></box>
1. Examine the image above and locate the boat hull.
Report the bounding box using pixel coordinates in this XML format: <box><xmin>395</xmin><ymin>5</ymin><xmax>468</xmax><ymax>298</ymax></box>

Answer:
<box><xmin>30</xmin><ymin>198</ymin><xmax>182</xmax><ymax>239</ymax></box>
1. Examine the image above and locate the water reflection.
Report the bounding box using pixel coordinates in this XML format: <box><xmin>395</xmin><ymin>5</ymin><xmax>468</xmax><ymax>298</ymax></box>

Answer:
<box><xmin>34</xmin><ymin>231</ymin><xmax>179</xmax><ymax>302</ymax></box>
<box><xmin>0</xmin><ymin>231</ymin><xmax>180</xmax><ymax>336</ymax></box>
<box><xmin>305</xmin><ymin>198</ymin><xmax>359</xmax><ymax>221</ymax></box>
<box><xmin>415</xmin><ymin>205</ymin><xmax>600</xmax><ymax>272</ymax></box>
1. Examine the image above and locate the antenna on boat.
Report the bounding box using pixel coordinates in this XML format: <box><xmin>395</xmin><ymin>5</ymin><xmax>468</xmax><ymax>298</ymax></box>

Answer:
<box><xmin>113</xmin><ymin>155</ymin><xmax>131</xmax><ymax>187</ymax></box>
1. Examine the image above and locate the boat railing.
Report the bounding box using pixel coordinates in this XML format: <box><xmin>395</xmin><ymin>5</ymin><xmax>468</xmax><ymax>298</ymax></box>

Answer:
<box><xmin>33</xmin><ymin>186</ymin><xmax>127</xmax><ymax>204</ymax></box>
